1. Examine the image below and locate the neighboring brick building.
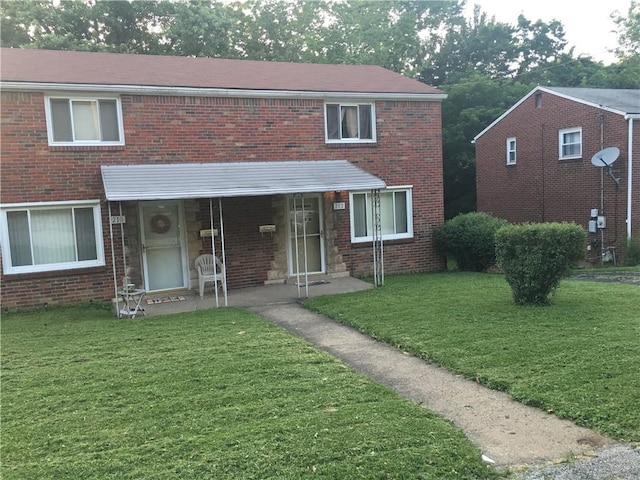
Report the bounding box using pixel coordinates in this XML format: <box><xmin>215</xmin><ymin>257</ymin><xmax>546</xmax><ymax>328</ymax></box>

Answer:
<box><xmin>0</xmin><ymin>48</ymin><xmax>446</xmax><ymax>309</ymax></box>
<box><xmin>475</xmin><ymin>86</ymin><xmax>640</xmax><ymax>264</ymax></box>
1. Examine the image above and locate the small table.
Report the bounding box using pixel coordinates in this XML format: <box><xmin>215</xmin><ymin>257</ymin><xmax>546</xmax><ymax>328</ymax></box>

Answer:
<box><xmin>117</xmin><ymin>289</ymin><xmax>147</xmax><ymax>318</ymax></box>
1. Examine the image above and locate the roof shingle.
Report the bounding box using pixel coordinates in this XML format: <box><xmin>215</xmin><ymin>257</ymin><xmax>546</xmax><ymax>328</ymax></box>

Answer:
<box><xmin>0</xmin><ymin>47</ymin><xmax>442</xmax><ymax>95</ymax></box>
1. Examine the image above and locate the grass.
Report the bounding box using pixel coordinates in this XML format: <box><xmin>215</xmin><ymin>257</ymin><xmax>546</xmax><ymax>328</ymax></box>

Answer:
<box><xmin>305</xmin><ymin>272</ymin><xmax>640</xmax><ymax>442</ymax></box>
<box><xmin>1</xmin><ymin>305</ymin><xmax>499</xmax><ymax>479</ymax></box>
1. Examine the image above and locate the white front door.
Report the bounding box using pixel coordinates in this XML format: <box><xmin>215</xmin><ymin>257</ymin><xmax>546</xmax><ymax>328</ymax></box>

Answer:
<box><xmin>139</xmin><ymin>201</ymin><xmax>188</xmax><ymax>292</ymax></box>
<box><xmin>288</xmin><ymin>194</ymin><xmax>325</xmax><ymax>275</ymax></box>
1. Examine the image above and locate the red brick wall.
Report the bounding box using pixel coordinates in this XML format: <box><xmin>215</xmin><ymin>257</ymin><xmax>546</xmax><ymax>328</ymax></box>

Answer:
<box><xmin>476</xmin><ymin>91</ymin><xmax>637</xmax><ymax>263</ymax></box>
<box><xmin>1</xmin><ymin>91</ymin><xmax>445</xmax><ymax>308</ymax></box>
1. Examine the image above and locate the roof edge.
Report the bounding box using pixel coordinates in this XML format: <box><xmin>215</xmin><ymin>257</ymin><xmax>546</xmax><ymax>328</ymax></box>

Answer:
<box><xmin>540</xmin><ymin>86</ymin><xmax>632</xmax><ymax>116</ymax></box>
<box><xmin>473</xmin><ymin>86</ymin><xmax>540</xmax><ymax>142</ymax></box>
<box><xmin>0</xmin><ymin>81</ymin><xmax>447</xmax><ymax>102</ymax></box>
<box><xmin>474</xmin><ymin>86</ymin><xmax>636</xmax><ymax>141</ymax></box>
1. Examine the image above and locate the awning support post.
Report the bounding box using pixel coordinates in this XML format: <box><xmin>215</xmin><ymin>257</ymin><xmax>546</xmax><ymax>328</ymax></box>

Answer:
<box><xmin>293</xmin><ymin>195</ymin><xmax>301</xmax><ymax>299</ymax></box>
<box><xmin>119</xmin><ymin>202</ymin><xmax>127</xmax><ymax>285</ymax></box>
<box><xmin>108</xmin><ymin>202</ymin><xmax>119</xmax><ymax>316</ymax></box>
<box><xmin>372</xmin><ymin>189</ymin><xmax>384</xmax><ymax>287</ymax></box>
<box><xmin>301</xmin><ymin>196</ymin><xmax>310</xmax><ymax>298</ymax></box>
<box><xmin>219</xmin><ymin>199</ymin><xmax>228</xmax><ymax>307</ymax></box>
<box><xmin>209</xmin><ymin>198</ymin><xmax>219</xmax><ymax>307</ymax></box>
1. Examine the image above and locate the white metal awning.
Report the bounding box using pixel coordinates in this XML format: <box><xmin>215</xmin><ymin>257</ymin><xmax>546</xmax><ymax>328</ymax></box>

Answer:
<box><xmin>101</xmin><ymin>160</ymin><xmax>386</xmax><ymax>201</ymax></box>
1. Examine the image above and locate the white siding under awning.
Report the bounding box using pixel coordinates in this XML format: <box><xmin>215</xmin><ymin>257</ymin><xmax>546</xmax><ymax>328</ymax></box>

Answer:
<box><xmin>101</xmin><ymin>161</ymin><xmax>386</xmax><ymax>201</ymax></box>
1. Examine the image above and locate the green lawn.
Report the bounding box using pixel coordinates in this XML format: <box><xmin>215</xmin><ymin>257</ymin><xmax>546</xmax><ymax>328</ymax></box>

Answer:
<box><xmin>305</xmin><ymin>272</ymin><xmax>640</xmax><ymax>442</ymax></box>
<box><xmin>1</xmin><ymin>305</ymin><xmax>498</xmax><ymax>479</ymax></box>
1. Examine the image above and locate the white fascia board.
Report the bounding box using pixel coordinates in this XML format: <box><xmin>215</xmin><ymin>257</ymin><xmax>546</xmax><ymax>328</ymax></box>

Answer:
<box><xmin>0</xmin><ymin>81</ymin><xmax>447</xmax><ymax>102</ymax></box>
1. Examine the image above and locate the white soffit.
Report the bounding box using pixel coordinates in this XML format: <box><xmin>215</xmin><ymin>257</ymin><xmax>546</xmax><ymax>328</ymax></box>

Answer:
<box><xmin>101</xmin><ymin>160</ymin><xmax>386</xmax><ymax>201</ymax></box>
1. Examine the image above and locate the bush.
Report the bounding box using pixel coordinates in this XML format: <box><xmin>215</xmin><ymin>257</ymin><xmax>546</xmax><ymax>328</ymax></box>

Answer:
<box><xmin>495</xmin><ymin>222</ymin><xmax>586</xmax><ymax>305</ymax></box>
<box><xmin>435</xmin><ymin>212</ymin><xmax>509</xmax><ymax>272</ymax></box>
<box><xmin>624</xmin><ymin>236</ymin><xmax>640</xmax><ymax>266</ymax></box>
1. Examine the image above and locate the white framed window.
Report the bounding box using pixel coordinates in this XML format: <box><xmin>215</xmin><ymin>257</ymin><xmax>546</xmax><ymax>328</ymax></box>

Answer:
<box><xmin>349</xmin><ymin>187</ymin><xmax>413</xmax><ymax>243</ymax></box>
<box><xmin>559</xmin><ymin>127</ymin><xmax>582</xmax><ymax>159</ymax></box>
<box><xmin>506</xmin><ymin>137</ymin><xmax>517</xmax><ymax>165</ymax></box>
<box><xmin>45</xmin><ymin>96</ymin><xmax>124</xmax><ymax>146</ymax></box>
<box><xmin>1</xmin><ymin>200</ymin><xmax>105</xmax><ymax>274</ymax></box>
<box><xmin>325</xmin><ymin>102</ymin><xmax>376</xmax><ymax>143</ymax></box>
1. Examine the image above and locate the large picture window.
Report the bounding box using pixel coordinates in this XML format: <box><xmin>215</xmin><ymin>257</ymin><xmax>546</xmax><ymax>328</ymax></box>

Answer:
<box><xmin>45</xmin><ymin>96</ymin><xmax>124</xmax><ymax>146</ymax></box>
<box><xmin>559</xmin><ymin>127</ymin><xmax>582</xmax><ymax>159</ymax></box>
<box><xmin>325</xmin><ymin>103</ymin><xmax>376</xmax><ymax>143</ymax></box>
<box><xmin>350</xmin><ymin>187</ymin><xmax>413</xmax><ymax>243</ymax></box>
<box><xmin>1</xmin><ymin>201</ymin><xmax>105</xmax><ymax>274</ymax></box>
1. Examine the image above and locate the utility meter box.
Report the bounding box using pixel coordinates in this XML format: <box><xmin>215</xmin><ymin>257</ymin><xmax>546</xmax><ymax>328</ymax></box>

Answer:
<box><xmin>588</xmin><ymin>220</ymin><xmax>597</xmax><ymax>233</ymax></box>
<box><xmin>597</xmin><ymin>216</ymin><xmax>606</xmax><ymax>229</ymax></box>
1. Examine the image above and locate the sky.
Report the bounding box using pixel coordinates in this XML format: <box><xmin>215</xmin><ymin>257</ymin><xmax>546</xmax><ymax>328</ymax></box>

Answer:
<box><xmin>465</xmin><ymin>0</ymin><xmax>632</xmax><ymax>64</ymax></box>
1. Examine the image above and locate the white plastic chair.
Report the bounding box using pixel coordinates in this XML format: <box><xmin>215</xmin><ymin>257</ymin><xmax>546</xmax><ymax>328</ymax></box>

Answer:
<box><xmin>194</xmin><ymin>254</ymin><xmax>225</xmax><ymax>298</ymax></box>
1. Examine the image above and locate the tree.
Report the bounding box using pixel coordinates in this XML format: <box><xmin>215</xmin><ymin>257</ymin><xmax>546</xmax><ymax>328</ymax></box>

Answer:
<box><xmin>440</xmin><ymin>75</ymin><xmax>531</xmax><ymax>217</ymax></box>
<box><xmin>0</xmin><ymin>0</ymin><xmax>169</xmax><ymax>53</ymax></box>
<box><xmin>613</xmin><ymin>0</ymin><xmax>640</xmax><ymax>59</ymax></box>
<box><xmin>163</xmin><ymin>1</ymin><xmax>236</xmax><ymax>57</ymax></box>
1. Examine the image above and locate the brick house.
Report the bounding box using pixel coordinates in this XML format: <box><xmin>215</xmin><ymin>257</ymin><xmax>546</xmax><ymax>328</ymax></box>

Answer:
<box><xmin>474</xmin><ymin>86</ymin><xmax>640</xmax><ymax>264</ymax></box>
<box><xmin>0</xmin><ymin>48</ymin><xmax>446</xmax><ymax>309</ymax></box>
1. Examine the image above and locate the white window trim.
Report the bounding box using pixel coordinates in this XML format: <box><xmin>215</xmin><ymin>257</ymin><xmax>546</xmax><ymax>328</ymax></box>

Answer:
<box><xmin>558</xmin><ymin>127</ymin><xmax>582</xmax><ymax>160</ymax></box>
<box><xmin>0</xmin><ymin>200</ymin><xmax>105</xmax><ymax>274</ymax></box>
<box><xmin>44</xmin><ymin>95</ymin><xmax>125</xmax><ymax>146</ymax></box>
<box><xmin>506</xmin><ymin>137</ymin><xmax>517</xmax><ymax>165</ymax></box>
<box><xmin>349</xmin><ymin>186</ymin><xmax>413</xmax><ymax>243</ymax></box>
<box><xmin>324</xmin><ymin>102</ymin><xmax>377</xmax><ymax>144</ymax></box>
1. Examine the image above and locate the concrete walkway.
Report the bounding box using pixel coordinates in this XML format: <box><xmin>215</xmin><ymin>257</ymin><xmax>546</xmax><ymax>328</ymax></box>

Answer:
<box><xmin>250</xmin><ymin>302</ymin><xmax>618</xmax><ymax>470</ymax></box>
<box><xmin>143</xmin><ymin>276</ymin><xmax>637</xmax><ymax>475</ymax></box>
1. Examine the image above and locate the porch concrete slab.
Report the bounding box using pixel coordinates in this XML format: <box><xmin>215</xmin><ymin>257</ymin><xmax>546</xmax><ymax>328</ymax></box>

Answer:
<box><xmin>140</xmin><ymin>275</ymin><xmax>373</xmax><ymax>316</ymax></box>
<box><xmin>250</xmin><ymin>303</ymin><xmax>616</xmax><ymax>469</ymax></box>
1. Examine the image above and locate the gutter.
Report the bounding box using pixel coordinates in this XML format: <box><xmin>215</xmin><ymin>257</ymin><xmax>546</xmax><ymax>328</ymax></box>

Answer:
<box><xmin>0</xmin><ymin>81</ymin><xmax>447</xmax><ymax>102</ymax></box>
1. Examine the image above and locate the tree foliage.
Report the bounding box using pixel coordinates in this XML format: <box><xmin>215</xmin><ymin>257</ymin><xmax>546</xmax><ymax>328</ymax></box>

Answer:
<box><xmin>613</xmin><ymin>0</ymin><xmax>640</xmax><ymax>59</ymax></box>
<box><xmin>495</xmin><ymin>223</ymin><xmax>586</xmax><ymax>306</ymax></box>
<box><xmin>435</xmin><ymin>212</ymin><xmax>509</xmax><ymax>272</ymax></box>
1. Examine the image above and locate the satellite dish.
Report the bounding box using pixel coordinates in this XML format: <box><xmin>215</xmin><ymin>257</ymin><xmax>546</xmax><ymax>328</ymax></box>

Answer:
<box><xmin>591</xmin><ymin>147</ymin><xmax>620</xmax><ymax>167</ymax></box>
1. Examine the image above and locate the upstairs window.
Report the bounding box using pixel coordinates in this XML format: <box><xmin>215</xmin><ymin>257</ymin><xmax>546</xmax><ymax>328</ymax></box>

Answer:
<box><xmin>45</xmin><ymin>97</ymin><xmax>124</xmax><ymax>146</ymax></box>
<box><xmin>325</xmin><ymin>103</ymin><xmax>376</xmax><ymax>143</ymax></box>
<box><xmin>506</xmin><ymin>137</ymin><xmax>517</xmax><ymax>165</ymax></box>
<box><xmin>559</xmin><ymin>127</ymin><xmax>582</xmax><ymax>159</ymax></box>
<box><xmin>350</xmin><ymin>187</ymin><xmax>412</xmax><ymax>243</ymax></box>
<box><xmin>1</xmin><ymin>201</ymin><xmax>105</xmax><ymax>274</ymax></box>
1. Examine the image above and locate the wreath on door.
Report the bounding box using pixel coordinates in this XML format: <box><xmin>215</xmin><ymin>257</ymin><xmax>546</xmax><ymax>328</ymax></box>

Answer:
<box><xmin>150</xmin><ymin>214</ymin><xmax>171</xmax><ymax>234</ymax></box>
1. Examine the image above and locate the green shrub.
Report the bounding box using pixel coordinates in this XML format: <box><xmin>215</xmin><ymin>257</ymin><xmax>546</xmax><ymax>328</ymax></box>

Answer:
<box><xmin>624</xmin><ymin>236</ymin><xmax>640</xmax><ymax>266</ymax></box>
<box><xmin>495</xmin><ymin>222</ymin><xmax>586</xmax><ymax>305</ymax></box>
<box><xmin>435</xmin><ymin>212</ymin><xmax>509</xmax><ymax>272</ymax></box>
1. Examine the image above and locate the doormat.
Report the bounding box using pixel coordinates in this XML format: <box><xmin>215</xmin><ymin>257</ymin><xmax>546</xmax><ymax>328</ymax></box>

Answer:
<box><xmin>146</xmin><ymin>296</ymin><xmax>187</xmax><ymax>305</ymax></box>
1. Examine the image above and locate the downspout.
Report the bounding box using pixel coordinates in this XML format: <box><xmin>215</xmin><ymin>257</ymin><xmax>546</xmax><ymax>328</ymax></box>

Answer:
<box><xmin>541</xmin><ymin>124</ymin><xmax>546</xmax><ymax>222</ymax></box>
<box><xmin>627</xmin><ymin>116</ymin><xmax>635</xmax><ymax>239</ymax></box>
<box><xmin>599</xmin><ymin>114</ymin><xmax>605</xmax><ymax>262</ymax></box>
